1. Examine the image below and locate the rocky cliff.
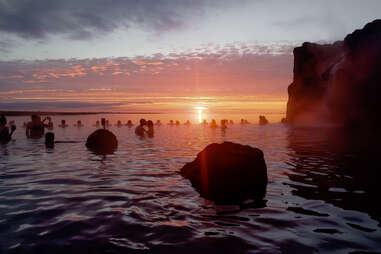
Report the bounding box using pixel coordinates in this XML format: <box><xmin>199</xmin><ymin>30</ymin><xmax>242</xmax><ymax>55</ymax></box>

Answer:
<box><xmin>286</xmin><ymin>20</ymin><xmax>381</xmax><ymax>129</ymax></box>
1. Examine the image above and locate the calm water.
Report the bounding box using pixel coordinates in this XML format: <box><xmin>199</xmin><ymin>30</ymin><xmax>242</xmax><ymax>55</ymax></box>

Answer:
<box><xmin>1</xmin><ymin>113</ymin><xmax>380</xmax><ymax>254</ymax></box>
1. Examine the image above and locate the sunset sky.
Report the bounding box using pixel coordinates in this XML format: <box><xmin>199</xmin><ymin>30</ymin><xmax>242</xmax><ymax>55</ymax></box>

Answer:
<box><xmin>1</xmin><ymin>0</ymin><xmax>380</xmax><ymax>112</ymax></box>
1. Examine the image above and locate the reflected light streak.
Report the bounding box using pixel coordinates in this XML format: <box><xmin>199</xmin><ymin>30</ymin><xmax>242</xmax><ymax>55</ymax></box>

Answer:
<box><xmin>195</xmin><ymin>106</ymin><xmax>206</xmax><ymax>123</ymax></box>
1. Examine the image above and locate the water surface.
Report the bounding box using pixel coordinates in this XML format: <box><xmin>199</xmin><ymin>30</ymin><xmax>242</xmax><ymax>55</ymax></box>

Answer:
<box><xmin>1</xmin><ymin>113</ymin><xmax>380</xmax><ymax>253</ymax></box>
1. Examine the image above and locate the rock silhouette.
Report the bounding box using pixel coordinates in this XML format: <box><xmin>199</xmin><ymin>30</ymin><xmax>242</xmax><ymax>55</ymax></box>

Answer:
<box><xmin>86</xmin><ymin>129</ymin><xmax>118</xmax><ymax>154</ymax></box>
<box><xmin>286</xmin><ymin>19</ymin><xmax>381</xmax><ymax>130</ymax></box>
<box><xmin>180</xmin><ymin>142</ymin><xmax>267</xmax><ymax>204</ymax></box>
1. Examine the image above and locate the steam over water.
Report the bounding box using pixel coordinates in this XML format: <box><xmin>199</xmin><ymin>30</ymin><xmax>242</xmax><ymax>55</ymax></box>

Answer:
<box><xmin>1</xmin><ymin>114</ymin><xmax>380</xmax><ymax>253</ymax></box>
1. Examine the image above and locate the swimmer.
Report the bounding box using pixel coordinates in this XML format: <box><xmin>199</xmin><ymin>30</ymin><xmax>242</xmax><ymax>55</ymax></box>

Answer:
<box><xmin>58</xmin><ymin>120</ymin><xmax>69</xmax><ymax>128</ymax></box>
<box><xmin>146</xmin><ymin>120</ymin><xmax>154</xmax><ymax>138</ymax></box>
<box><xmin>210</xmin><ymin>119</ymin><xmax>218</xmax><ymax>128</ymax></box>
<box><xmin>74</xmin><ymin>120</ymin><xmax>84</xmax><ymax>127</ymax></box>
<box><xmin>221</xmin><ymin>119</ymin><xmax>227</xmax><ymax>130</ymax></box>
<box><xmin>45</xmin><ymin>117</ymin><xmax>53</xmax><ymax>130</ymax></box>
<box><xmin>116</xmin><ymin>120</ymin><xmax>123</xmax><ymax>127</ymax></box>
<box><xmin>135</xmin><ymin>119</ymin><xmax>147</xmax><ymax>137</ymax></box>
<box><xmin>26</xmin><ymin>114</ymin><xmax>45</xmax><ymax>138</ymax></box>
<box><xmin>126</xmin><ymin>120</ymin><xmax>134</xmax><ymax>127</ymax></box>
<box><xmin>0</xmin><ymin>115</ymin><xmax>16</xmax><ymax>144</ymax></box>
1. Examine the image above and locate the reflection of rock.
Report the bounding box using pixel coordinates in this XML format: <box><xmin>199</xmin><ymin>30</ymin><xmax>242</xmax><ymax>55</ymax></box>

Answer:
<box><xmin>286</xmin><ymin>19</ymin><xmax>381</xmax><ymax>129</ymax></box>
<box><xmin>286</xmin><ymin>127</ymin><xmax>381</xmax><ymax>222</ymax></box>
<box><xmin>86</xmin><ymin>129</ymin><xmax>118</xmax><ymax>154</ymax></box>
<box><xmin>180</xmin><ymin>142</ymin><xmax>267</xmax><ymax>204</ymax></box>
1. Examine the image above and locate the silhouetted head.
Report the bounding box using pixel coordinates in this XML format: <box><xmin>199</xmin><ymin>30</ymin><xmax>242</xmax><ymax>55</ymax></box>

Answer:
<box><xmin>45</xmin><ymin>132</ymin><xmax>55</xmax><ymax>147</ymax></box>
<box><xmin>140</xmin><ymin>119</ymin><xmax>147</xmax><ymax>126</ymax></box>
<box><xmin>0</xmin><ymin>115</ymin><xmax>6</xmax><ymax>126</ymax></box>
<box><xmin>147</xmin><ymin>120</ymin><xmax>153</xmax><ymax>127</ymax></box>
<box><xmin>61</xmin><ymin>120</ymin><xmax>66</xmax><ymax>124</ymax></box>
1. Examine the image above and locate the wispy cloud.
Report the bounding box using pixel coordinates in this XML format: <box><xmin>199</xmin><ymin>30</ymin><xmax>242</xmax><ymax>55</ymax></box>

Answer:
<box><xmin>0</xmin><ymin>43</ymin><xmax>293</xmax><ymax>96</ymax></box>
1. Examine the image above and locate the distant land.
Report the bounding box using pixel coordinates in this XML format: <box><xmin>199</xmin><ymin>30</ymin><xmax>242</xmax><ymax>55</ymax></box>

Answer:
<box><xmin>0</xmin><ymin>111</ymin><xmax>162</xmax><ymax>116</ymax></box>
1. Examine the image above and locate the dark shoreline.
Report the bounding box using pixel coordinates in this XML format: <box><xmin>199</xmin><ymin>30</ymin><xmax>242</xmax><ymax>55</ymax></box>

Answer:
<box><xmin>0</xmin><ymin>111</ymin><xmax>162</xmax><ymax>116</ymax></box>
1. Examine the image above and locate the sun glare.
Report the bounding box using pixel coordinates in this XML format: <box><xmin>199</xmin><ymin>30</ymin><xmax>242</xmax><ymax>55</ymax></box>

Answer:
<box><xmin>195</xmin><ymin>106</ymin><xmax>206</xmax><ymax>123</ymax></box>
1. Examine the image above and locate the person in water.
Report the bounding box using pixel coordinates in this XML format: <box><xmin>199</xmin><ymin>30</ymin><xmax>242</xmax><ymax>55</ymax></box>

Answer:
<box><xmin>26</xmin><ymin>114</ymin><xmax>45</xmax><ymax>138</ymax></box>
<box><xmin>126</xmin><ymin>120</ymin><xmax>134</xmax><ymax>127</ymax></box>
<box><xmin>45</xmin><ymin>117</ymin><xmax>53</xmax><ymax>130</ymax></box>
<box><xmin>221</xmin><ymin>119</ymin><xmax>228</xmax><ymax>130</ymax></box>
<box><xmin>146</xmin><ymin>120</ymin><xmax>154</xmax><ymax>138</ymax></box>
<box><xmin>0</xmin><ymin>115</ymin><xmax>16</xmax><ymax>144</ymax></box>
<box><xmin>135</xmin><ymin>119</ymin><xmax>147</xmax><ymax>137</ymax></box>
<box><xmin>155</xmin><ymin>120</ymin><xmax>162</xmax><ymax>126</ymax></box>
<box><xmin>210</xmin><ymin>119</ymin><xmax>218</xmax><ymax>128</ymax></box>
<box><xmin>74</xmin><ymin>120</ymin><xmax>84</xmax><ymax>127</ymax></box>
<box><xmin>116</xmin><ymin>120</ymin><xmax>123</xmax><ymax>127</ymax></box>
<box><xmin>59</xmin><ymin>120</ymin><xmax>69</xmax><ymax>128</ymax></box>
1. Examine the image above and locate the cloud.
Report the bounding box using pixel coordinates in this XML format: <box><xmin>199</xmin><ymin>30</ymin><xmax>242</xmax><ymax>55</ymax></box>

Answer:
<box><xmin>0</xmin><ymin>42</ymin><xmax>293</xmax><ymax>95</ymax></box>
<box><xmin>0</xmin><ymin>0</ymin><xmax>227</xmax><ymax>41</ymax></box>
<box><xmin>0</xmin><ymin>101</ymin><xmax>123</xmax><ymax>110</ymax></box>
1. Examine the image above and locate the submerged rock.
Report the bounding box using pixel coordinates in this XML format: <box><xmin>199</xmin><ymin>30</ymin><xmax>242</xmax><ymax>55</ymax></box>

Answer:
<box><xmin>180</xmin><ymin>142</ymin><xmax>267</xmax><ymax>204</ymax></box>
<box><xmin>286</xmin><ymin>19</ymin><xmax>381</xmax><ymax>130</ymax></box>
<box><xmin>86</xmin><ymin>129</ymin><xmax>118</xmax><ymax>154</ymax></box>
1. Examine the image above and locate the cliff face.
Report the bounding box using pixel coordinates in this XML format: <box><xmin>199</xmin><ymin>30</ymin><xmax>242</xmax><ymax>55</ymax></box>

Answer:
<box><xmin>286</xmin><ymin>20</ymin><xmax>381</xmax><ymax>129</ymax></box>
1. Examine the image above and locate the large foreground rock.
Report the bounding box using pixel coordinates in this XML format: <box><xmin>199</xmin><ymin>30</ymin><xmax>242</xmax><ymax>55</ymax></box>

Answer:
<box><xmin>86</xmin><ymin>129</ymin><xmax>118</xmax><ymax>154</ymax></box>
<box><xmin>180</xmin><ymin>142</ymin><xmax>267</xmax><ymax>204</ymax></box>
<box><xmin>286</xmin><ymin>19</ymin><xmax>381</xmax><ymax>130</ymax></box>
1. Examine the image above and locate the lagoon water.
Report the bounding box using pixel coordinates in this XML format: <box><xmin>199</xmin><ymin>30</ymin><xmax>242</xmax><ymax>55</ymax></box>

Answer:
<box><xmin>1</xmin><ymin>113</ymin><xmax>380</xmax><ymax>253</ymax></box>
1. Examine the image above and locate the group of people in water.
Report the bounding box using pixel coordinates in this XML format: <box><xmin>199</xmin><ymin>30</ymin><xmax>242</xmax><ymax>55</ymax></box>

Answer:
<box><xmin>0</xmin><ymin>113</ymin><xmax>273</xmax><ymax>144</ymax></box>
<box><xmin>134</xmin><ymin>119</ymin><xmax>154</xmax><ymax>138</ymax></box>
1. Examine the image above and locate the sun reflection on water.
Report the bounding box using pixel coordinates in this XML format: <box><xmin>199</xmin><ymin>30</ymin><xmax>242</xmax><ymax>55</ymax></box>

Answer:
<box><xmin>195</xmin><ymin>106</ymin><xmax>206</xmax><ymax>123</ymax></box>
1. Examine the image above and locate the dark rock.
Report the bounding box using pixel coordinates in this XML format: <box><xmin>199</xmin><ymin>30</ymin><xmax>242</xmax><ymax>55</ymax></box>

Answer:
<box><xmin>86</xmin><ymin>129</ymin><xmax>118</xmax><ymax>154</ymax></box>
<box><xmin>180</xmin><ymin>142</ymin><xmax>267</xmax><ymax>204</ymax></box>
<box><xmin>286</xmin><ymin>19</ymin><xmax>381</xmax><ymax>130</ymax></box>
